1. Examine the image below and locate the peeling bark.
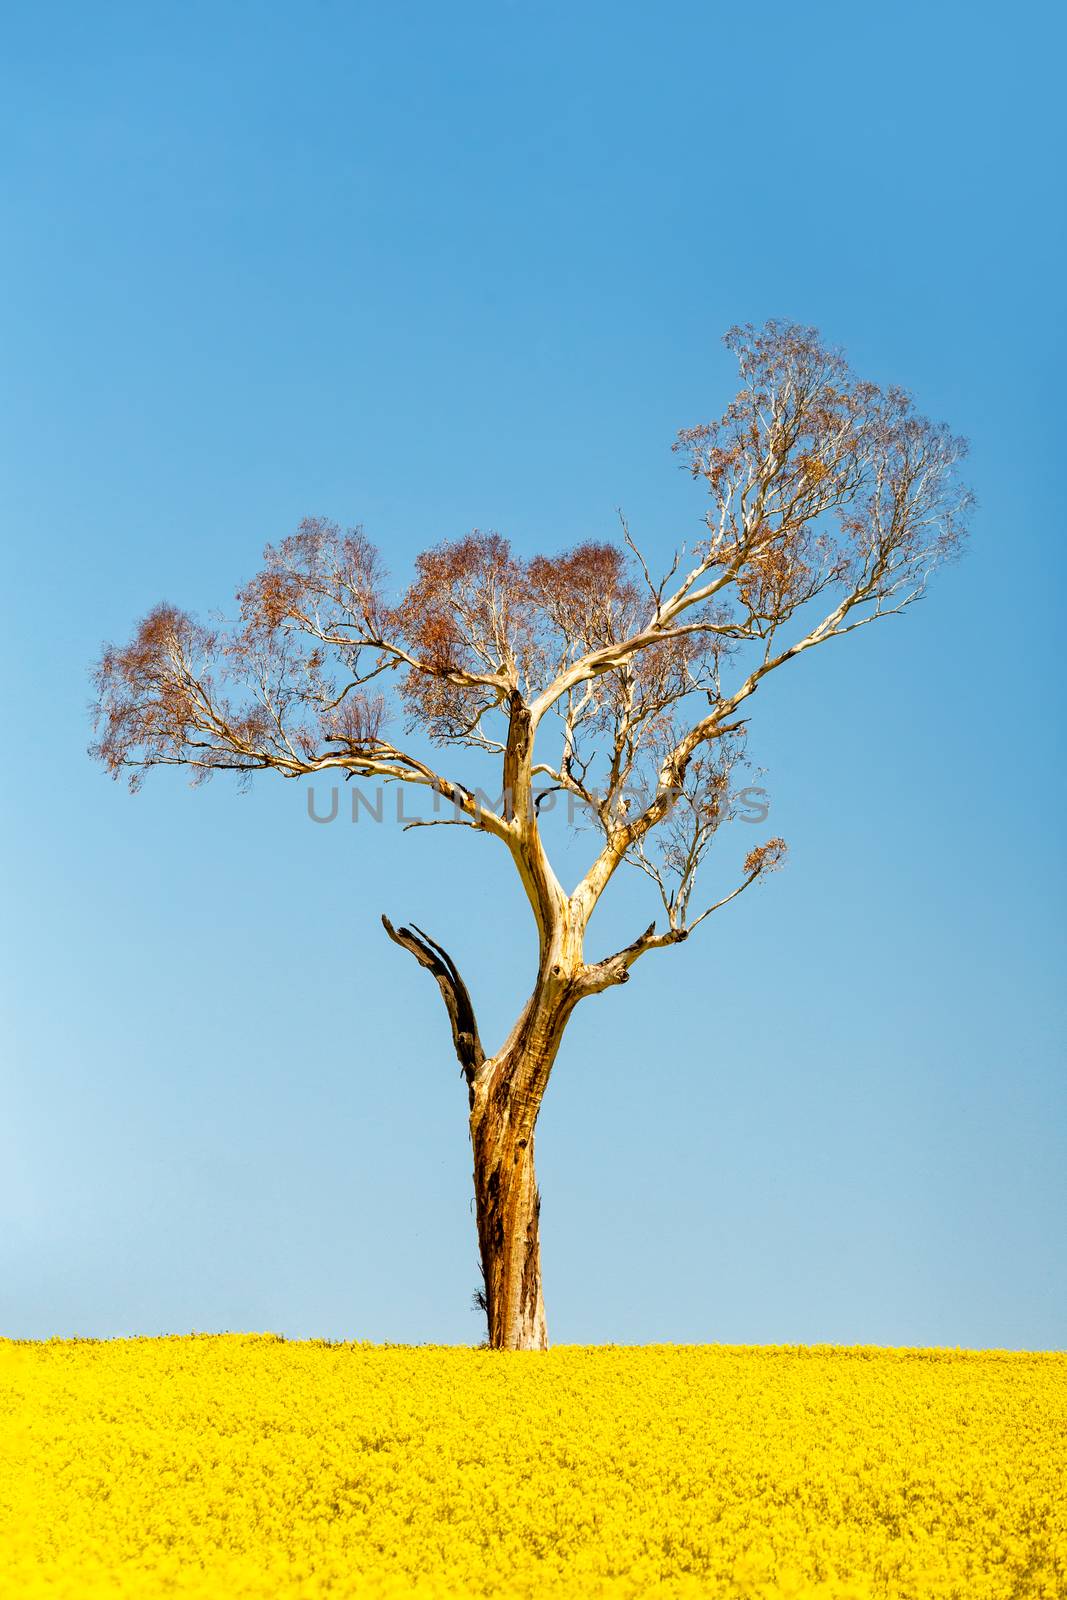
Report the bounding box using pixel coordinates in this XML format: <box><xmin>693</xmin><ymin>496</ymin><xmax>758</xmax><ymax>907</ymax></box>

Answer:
<box><xmin>471</xmin><ymin>1113</ymin><xmax>547</xmax><ymax>1350</ymax></box>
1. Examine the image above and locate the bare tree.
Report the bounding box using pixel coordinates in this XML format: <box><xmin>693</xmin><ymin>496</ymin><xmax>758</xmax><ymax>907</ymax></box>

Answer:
<box><xmin>91</xmin><ymin>323</ymin><xmax>971</xmax><ymax>1350</ymax></box>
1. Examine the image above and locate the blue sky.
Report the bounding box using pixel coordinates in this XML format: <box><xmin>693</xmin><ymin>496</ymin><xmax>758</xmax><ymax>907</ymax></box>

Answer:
<box><xmin>2</xmin><ymin>0</ymin><xmax>1064</xmax><ymax>1348</ymax></box>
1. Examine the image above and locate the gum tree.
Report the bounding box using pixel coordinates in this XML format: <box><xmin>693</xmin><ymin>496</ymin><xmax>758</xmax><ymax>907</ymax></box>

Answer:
<box><xmin>91</xmin><ymin>323</ymin><xmax>970</xmax><ymax>1349</ymax></box>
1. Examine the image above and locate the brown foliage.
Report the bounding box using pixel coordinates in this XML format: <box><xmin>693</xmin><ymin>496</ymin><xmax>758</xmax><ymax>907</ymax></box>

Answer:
<box><xmin>527</xmin><ymin>542</ymin><xmax>642</xmax><ymax>653</ymax></box>
<box><xmin>743</xmin><ymin>837</ymin><xmax>788</xmax><ymax>877</ymax></box>
<box><xmin>674</xmin><ymin>321</ymin><xmax>970</xmax><ymax>633</ymax></box>
<box><xmin>91</xmin><ymin>605</ymin><xmax>222</xmax><ymax>790</ymax></box>
<box><xmin>90</xmin><ymin>321</ymin><xmax>969</xmax><ymax>932</ymax></box>
<box><xmin>390</xmin><ymin>532</ymin><xmax>534</xmax><ymax>741</ymax></box>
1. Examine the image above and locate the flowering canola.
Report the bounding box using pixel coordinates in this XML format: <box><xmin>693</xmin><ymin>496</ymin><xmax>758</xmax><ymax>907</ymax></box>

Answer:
<box><xmin>1</xmin><ymin>1337</ymin><xmax>1063</xmax><ymax>1598</ymax></box>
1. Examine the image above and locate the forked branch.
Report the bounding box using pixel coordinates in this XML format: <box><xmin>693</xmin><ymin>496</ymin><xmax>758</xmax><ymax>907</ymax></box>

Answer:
<box><xmin>381</xmin><ymin>916</ymin><xmax>485</xmax><ymax>1095</ymax></box>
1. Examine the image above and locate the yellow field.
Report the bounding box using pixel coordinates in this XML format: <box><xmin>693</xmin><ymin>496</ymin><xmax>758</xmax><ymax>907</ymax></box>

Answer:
<box><xmin>1</xmin><ymin>1337</ymin><xmax>1063</xmax><ymax>1599</ymax></box>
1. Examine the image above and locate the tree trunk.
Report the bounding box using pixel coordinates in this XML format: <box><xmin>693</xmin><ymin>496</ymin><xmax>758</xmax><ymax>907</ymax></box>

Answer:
<box><xmin>466</xmin><ymin>905</ymin><xmax>587</xmax><ymax>1349</ymax></box>
<box><xmin>472</xmin><ymin>1113</ymin><xmax>547</xmax><ymax>1351</ymax></box>
<box><xmin>383</xmin><ymin>911</ymin><xmax>582</xmax><ymax>1351</ymax></box>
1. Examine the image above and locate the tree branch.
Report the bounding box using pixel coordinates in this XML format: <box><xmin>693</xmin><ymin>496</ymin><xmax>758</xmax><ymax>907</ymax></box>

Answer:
<box><xmin>381</xmin><ymin>916</ymin><xmax>485</xmax><ymax>1095</ymax></box>
<box><xmin>578</xmin><ymin>920</ymin><xmax>686</xmax><ymax>995</ymax></box>
<box><xmin>578</xmin><ymin>848</ymin><xmax>782</xmax><ymax>996</ymax></box>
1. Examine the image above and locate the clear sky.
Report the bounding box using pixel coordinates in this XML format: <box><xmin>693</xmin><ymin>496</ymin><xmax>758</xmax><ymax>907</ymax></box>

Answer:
<box><xmin>2</xmin><ymin>0</ymin><xmax>1064</xmax><ymax>1349</ymax></box>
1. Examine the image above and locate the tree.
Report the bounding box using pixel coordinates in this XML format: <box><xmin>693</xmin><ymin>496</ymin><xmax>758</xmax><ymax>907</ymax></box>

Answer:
<box><xmin>91</xmin><ymin>322</ymin><xmax>971</xmax><ymax>1350</ymax></box>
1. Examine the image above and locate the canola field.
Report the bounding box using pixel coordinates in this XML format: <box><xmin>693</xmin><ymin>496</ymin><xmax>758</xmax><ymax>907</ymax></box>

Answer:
<box><xmin>1</xmin><ymin>1337</ymin><xmax>1063</xmax><ymax>1599</ymax></box>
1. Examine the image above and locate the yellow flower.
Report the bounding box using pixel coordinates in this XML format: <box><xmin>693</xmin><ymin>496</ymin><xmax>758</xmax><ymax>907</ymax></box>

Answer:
<box><xmin>0</xmin><ymin>1338</ymin><xmax>1063</xmax><ymax>1598</ymax></box>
